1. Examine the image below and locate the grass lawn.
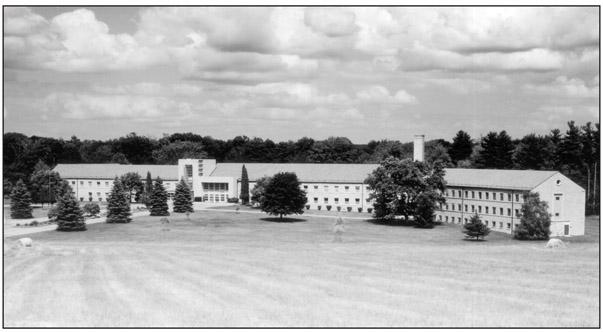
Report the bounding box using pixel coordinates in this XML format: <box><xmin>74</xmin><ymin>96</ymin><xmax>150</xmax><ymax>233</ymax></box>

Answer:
<box><xmin>3</xmin><ymin>211</ymin><xmax>599</xmax><ymax>328</ymax></box>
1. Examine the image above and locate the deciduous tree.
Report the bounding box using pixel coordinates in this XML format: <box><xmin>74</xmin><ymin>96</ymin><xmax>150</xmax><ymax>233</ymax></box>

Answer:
<box><xmin>514</xmin><ymin>192</ymin><xmax>551</xmax><ymax>240</ymax></box>
<box><xmin>251</xmin><ymin>176</ymin><xmax>272</xmax><ymax>206</ymax></box>
<box><xmin>120</xmin><ymin>172</ymin><xmax>143</xmax><ymax>202</ymax></box>
<box><xmin>261</xmin><ymin>172</ymin><xmax>307</xmax><ymax>219</ymax></box>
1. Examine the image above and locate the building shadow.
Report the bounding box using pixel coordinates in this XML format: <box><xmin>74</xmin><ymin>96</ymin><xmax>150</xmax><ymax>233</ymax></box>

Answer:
<box><xmin>365</xmin><ymin>218</ymin><xmax>445</xmax><ymax>228</ymax></box>
<box><xmin>260</xmin><ymin>217</ymin><xmax>307</xmax><ymax>223</ymax></box>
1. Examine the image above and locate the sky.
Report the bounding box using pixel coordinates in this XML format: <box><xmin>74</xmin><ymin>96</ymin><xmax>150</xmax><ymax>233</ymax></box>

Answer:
<box><xmin>3</xmin><ymin>6</ymin><xmax>600</xmax><ymax>143</ymax></box>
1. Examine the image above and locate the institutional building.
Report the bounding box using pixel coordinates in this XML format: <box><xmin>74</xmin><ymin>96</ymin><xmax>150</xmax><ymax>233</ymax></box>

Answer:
<box><xmin>52</xmin><ymin>136</ymin><xmax>586</xmax><ymax>237</ymax></box>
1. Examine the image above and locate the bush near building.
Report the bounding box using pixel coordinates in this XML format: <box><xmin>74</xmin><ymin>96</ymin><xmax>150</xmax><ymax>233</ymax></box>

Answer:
<box><xmin>83</xmin><ymin>202</ymin><xmax>101</xmax><ymax>216</ymax></box>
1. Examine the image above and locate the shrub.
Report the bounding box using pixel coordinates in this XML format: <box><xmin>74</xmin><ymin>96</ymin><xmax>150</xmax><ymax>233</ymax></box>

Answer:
<box><xmin>227</xmin><ymin>197</ymin><xmax>239</xmax><ymax>203</ymax></box>
<box><xmin>31</xmin><ymin>220</ymin><xmax>39</xmax><ymax>227</ymax></box>
<box><xmin>326</xmin><ymin>205</ymin><xmax>332</xmax><ymax>211</ymax></box>
<box><xmin>194</xmin><ymin>197</ymin><xmax>203</xmax><ymax>202</ymax></box>
<box><xmin>347</xmin><ymin>207</ymin><xmax>352</xmax><ymax>212</ymax></box>
<box><xmin>48</xmin><ymin>205</ymin><xmax>60</xmax><ymax>221</ymax></box>
<box><xmin>317</xmin><ymin>205</ymin><xmax>322</xmax><ymax>210</ymax></box>
<box><xmin>16</xmin><ymin>223</ymin><xmax>20</xmax><ymax>227</ymax></box>
<box><xmin>337</xmin><ymin>206</ymin><xmax>342</xmax><ymax>212</ymax></box>
<box><xmin>83</xmin><ymin>202</ymin><xmax>101</xmax><ymax>216</ymax></box>
<box><xmin>305</xmin><ymin>204</ymin><xmax>310</xmax><ymax>210</ymax></box>
<box><xmin>357</xmin><ymin>207</ymin><xmax>363</xmax><ymax>213</ymax></box>
<box><xmin>367</xmin><ymin>207</ymin><xmax>373</xmax><ymax>213</ymax></box>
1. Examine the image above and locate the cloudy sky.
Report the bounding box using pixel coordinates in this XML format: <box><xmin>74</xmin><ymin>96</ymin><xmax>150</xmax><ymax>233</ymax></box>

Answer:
<box><xmin>3</xmin><ymin>6</ymin><xmax>599</xmax><ymax>143</ymax></box>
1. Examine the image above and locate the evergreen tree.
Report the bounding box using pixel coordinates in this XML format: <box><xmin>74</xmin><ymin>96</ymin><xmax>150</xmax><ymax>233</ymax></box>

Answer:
<box><xmin>106</xmin><ymin>177</ymin><xmax>132</xmax><ymax>223</ymax></box>
<box><xmin>514</xmin><ymin>192</ymin><xmax>551</xmax><ymax>240</ymax></box>
<box><xmin>9</xmin><ymin>179</ymin><xmax>33</xmax><ymax>219</ymax></box>
<box><xmin>150</xmin><ymin>177</ymin><xmax>170</xmax><ymax>216</ymax></box>
<box><xmin>56</xmin><ymin>192</ymin><xmax>86</xmax><ymax>231</ymax></box>
<box><xmin>173</xmin><ymin>178</ymin><xmax>194</xmax><ymax>213</ymax></box>
<box><xmin>462</xmin><ymin>213</ymin><xmax>490</xmax><ymax>240</ymax></box>
<box><xmin>141</xmin><ymin>171</ymin><xmax>153</xmax><ymax>207</ymax></box>
<box><xmin>240</xmin><ymin>165</ymin><xmax>250</xmax><ymax>205</ymax></box>
<box><xmin>261</xmin><ymin>172</ymin><xmax>307</xmax><ymax>219</ymax></box>
<box><xmin>476</xmin><ymin>131</ymin><xmax>515</xmax><ymax>169</ymax></box>
<box><xmin>414</xmin><ymin>193</ymin><xmax>437</xmax><ymax>228</ymax></box>
<box><xmin>449</xmin><ymin>130</ymin><xmax>473</xmax><ymax>165</ymax></box>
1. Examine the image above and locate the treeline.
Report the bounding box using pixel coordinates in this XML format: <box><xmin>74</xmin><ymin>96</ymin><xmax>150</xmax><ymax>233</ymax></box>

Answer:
<box><xmin>3</xmin><ymin>121</ymin><xmax>599</xmax><ymax>212</ymax></box>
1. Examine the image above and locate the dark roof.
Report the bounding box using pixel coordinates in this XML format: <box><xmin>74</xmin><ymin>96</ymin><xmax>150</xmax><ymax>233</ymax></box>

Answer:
<box><xmin>52</xmin><ymin>164</ymin><xmax>179</xmax><ymax>181</ymax></box>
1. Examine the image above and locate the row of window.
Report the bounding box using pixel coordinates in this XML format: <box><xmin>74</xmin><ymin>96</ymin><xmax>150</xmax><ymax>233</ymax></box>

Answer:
<box><xmin>71</xmin><ymin>180</ymin><xmax>174</xmax><ymax>188</ymax></box>
<box><xmin>445</xmin><ymin>189</ymin><xmax>522</xmax><ymax>203</ymax></box>
<box><xmin>443</xmin><ymin>203</ymin><xmax>520</xmax><ymax>217</ymax></box>
<box><xmin>203</xmin><ymin>193</ymin><xmax>228</xmax><ymax>202</ymax></box>
<box><xmin>303</xmin><ymin>185</ymin><xmax>363</xmax><ymax>193</ymax></box>
<box><xmin>311</xmin><ymin>197</ymin><xmax>370</xmax><ymax>205</ymax></box>
<box><xmin>439</xmin><ymin>215</ymin><xmax>519</xmax><ymax>230</ymax></box>
<box><xmin>202</xmin><ymin>183</ymin><xmax>229</xmax><ymax>191</ymax></box>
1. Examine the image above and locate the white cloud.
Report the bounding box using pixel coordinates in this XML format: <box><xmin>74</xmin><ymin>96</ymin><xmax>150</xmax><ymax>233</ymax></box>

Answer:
<box><xmin>304</xmin><ymin>8</ymin><xmax>358</xmax><ymax>37</ymax></box>
<box><xmin>524</xmin><ymin>76</ymin><xmax>598</xmax><ymax>98</ymax></box>
<box><xmin>425</xmin><ymin>78</ymin><xmax>492</xmax><ymax>95</ymax></box>
<box><xmin>356</xmin><ymin>85</ymin><xmax>418</xmax><ymax>104</ymax></box>
<box><xmin>91</xmin><ymin>82</ymin><xmax>202</xmax><ymax>96</ymax></box>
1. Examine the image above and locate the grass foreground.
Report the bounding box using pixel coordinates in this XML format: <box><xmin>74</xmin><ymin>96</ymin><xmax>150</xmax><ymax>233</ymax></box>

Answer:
<box><xmin>3</xmin><ymin>211</ymin><xmax>600</xmax><ymax>327</ymax></box>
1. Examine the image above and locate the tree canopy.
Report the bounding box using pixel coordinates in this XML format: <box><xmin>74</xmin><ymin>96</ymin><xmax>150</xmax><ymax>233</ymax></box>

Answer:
<box><xmin>261</xmin><ymin>172</ymin><xmax>307</xmax><ymax>219</ymax></box>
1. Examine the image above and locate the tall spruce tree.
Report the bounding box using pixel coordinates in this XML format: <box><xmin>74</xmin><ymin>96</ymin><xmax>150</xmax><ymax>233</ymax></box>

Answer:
<box><xmin>56</xmin><ymin>192</ymin><xmax>86</xmax><ymax>231</ymax></box>
<box><xmin>9</xmin><ymin>179</ymin><xmax>33</xmax><ymax>219</ymax></box>
<box><xmin>142</xmin><ymin>171</ymin><xmax>153</xmax><ymax>207</ymax></box>
<box><xmin>449</xmin><ymin>130</ymin><xmax>473</xmax><ymax>165</ymax></box>
<box><xmin>514</xmin><ymin>192</ymin><xmax>551</xmax><ymax>240</ymax></box>
<box><xmin>106</xmin><ymin>177</ymin><xmax>132</xmax><ymax>223</ymax></box>
<box><xmin>462</xmin><ymin>213</ymin><xmax>490</xmax><ymax>240</ymax></box>
<box><xmin>150</xmin><ymin>177</ymin><xmax>170</xmax><ymax>216</ymax></box>
<box><xmin>173</xmin><ymin>178</ymin><xmax>194</xmax><ymax>213</ymax></box>
<box><xmin>240</xmin><ymin>165</ymin><xmax>250</xmax><ymax>205</ymax></box>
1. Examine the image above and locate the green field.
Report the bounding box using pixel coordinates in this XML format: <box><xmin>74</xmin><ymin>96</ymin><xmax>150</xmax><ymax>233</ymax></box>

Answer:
<box><xmin>3</xmin><ymin>211</ymin><xmax>599</xmax><ymax>327</ymax></box>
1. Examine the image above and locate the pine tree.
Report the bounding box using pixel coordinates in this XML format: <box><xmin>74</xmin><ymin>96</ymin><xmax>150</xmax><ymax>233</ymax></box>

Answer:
<box><xmin>462</xmin><ymin>213</ymin><xmax>490</xmax><ymax>240</ymax></box>
<box><xmin>514</xmin><ymin>192</ymin><xmax>551</xmax><ymax>240</ymax></box>
<box><xmin>173</xmin><ymin>178</ymin><xmax>194</xmax><ymax>213</ymax></box>
<box><xmin>449</xmin><ymin>130</ymin><xmax>473</xmax><ymax>165</ymax></box>
<box><xmin>142</xmin><ymin>171</ymin><xmax>153</xmax><ymax>207</ymax></box>
<box><xmin>150</xmin><ymin>177</ymin><xmax>170</xmax><ymax>216</ymax></box>
<box><xmin>106</xmin><ymin>177</ymin><xmax>132</xmax><ymax>223</ymax></box>
<box><xmin>56</xmin><ymin>192</ymin><xmax>86</xmax><ymax>231</ymax></box>
<box><xmin>9</xmin><ymin>179</ymin><xmax>33</xmax><ymax>219</ymax></box>
<box><xmin>240</xmin><ymin>165</ymin><xmax>250</xmax><ymax>205</ymax></box>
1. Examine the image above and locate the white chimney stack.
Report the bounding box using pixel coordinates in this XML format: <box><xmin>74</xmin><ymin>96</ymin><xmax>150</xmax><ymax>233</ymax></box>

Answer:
<box><xmin>413</xmin><ymin>135</ymin><xmax>425</xmax><ymax>162</ymax></box>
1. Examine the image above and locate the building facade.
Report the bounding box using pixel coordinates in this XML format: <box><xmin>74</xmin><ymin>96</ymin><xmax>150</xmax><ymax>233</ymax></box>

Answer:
<box><xmin>52</xmin><ymin>164</ymin><xmax>180</xmax><ymax>202</ymax></box>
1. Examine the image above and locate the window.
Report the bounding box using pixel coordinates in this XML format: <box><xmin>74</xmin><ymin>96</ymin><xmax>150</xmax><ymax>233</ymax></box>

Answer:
<box><xmin>500</xmin><ymin>194</ymin><xmax>504</xmax><ymax>201</ymax></box>
<box><xmin>515</xmin><ymin>209</ymin><xmax>519</xmax><ymax>217</ymax></box>
<box><xmin>203</xmin><ymin>183</ymin><xmax>209</xmax><ymax>190</ymax></box>
<box><xmin>71</xmin><ymin>181</ymin><xmax>76</xmax><ymax>185</ymax></box>
<box><xmin>499</xmin><ymin>223</ymin><xmax>503</xmax><ymax>229</ymax></box>
<box><xmin>314</xmin><ymin>197</ymin><xmax>318</xmax><ymax>203</ymax></box>
<box><xmin>314</xmin><ymin>185</ymin><xmax>318</xmax><ymax>190</ymax></box>
<box><xmin>458</xmin><ymin>190</ymin><xmax>462</xmax><ymax>197</ymax></box>
<box><xmin>515</xmin><ymin>224</ymin><xmax>519</xmax><ymax>228</ymax></box>
<box><xmin>185</xmin><ymin>165</ymin><xmax>193</xmax><ymax>177</ymax></box>
<box><xmin>88</xmin><ymin>181</ymin><xmax>92</xmax><ymax>186</ymax></box>
<box><xmin>446</xmin><ymin>204</ymin><xmax>449</xmax><ymax>210</ymax></box>
<box><xmin>555</xmin><ymin>196</ymin><xmax>560</xmax><ymax>201</ymax></box>
<box><xmin>97</xmin><ymin>181</ymin><xmax>101</xmax><ymax>186</ymax></box>
<box><xmin>471</xmin><ymin>205</ymin><xmax>475</xmax><ymax>212</ymax></box>
<box><xmin>499</xmin><ymin>208</ymin><xmax>503</xmax><ymax>215</ymax></box>
<box><xmin>366</xmin><ymin>198</ymin><xmax>370</xmax><ymax>203</ymax></box>
<box><xmin>492</xmin><ymin>193</ymin><xmax>496</xmax><ymax>200</ymax></box>
<box><xmin>507</xmin><ymin>193</ymin><xmax>512</xmax><ymax>201</ymax></box>
<box><xmin>485</xmin><ymin>192</ymin><xmax>489</xmax><ymax>200</ymax></box>
<box><xmin>445</xmin><ymin>216</ymin><xmax>449</xmax><ymax>222</ymax></box>
<box><xmin>507</xmin><ymin>223</ymin><xmax>511</xmax><ymax>229</ymax></box>
<box><xmin>507</xmin><ymin>208</ymin><xmax>511</xmax><ymax>216</ymax></box>
<box><xmin>464</xmin><ymin>191</ymin><xmax>468</xmax><ymax>198</ymax></box>
<box><xmin>485</xmin><ymin>220</ymin><xmax>488</xmax><ymax>226</ymax></box>
<box><xmin>88</xmin><ymin>192</ymin><xmax>92</xmax><ymax>196</ymax></box>
<box><xmin>458</xmin><ymin>204</ymin><xmax>461</xmax><ymax>211</ymax></box>
<box><xmin>451</xmin><ymin>191</ymin><xmax>455</xmax><ymax>197</ymax></box>
<box><xmin>478</xmin><ymin>206</ymin><xmax>482</xmax><ymax>213</ymax></box>
<box><xmin>324</xmin><ymin>185</ymin><xmax>329</xmax><ymax>192</ymax></box>
<box><xmin>464</xmin><ymin>205</ymin><xmax>468</xmax><ymax>212</ymax></box>
<box><xmin>303</xmin><ymin>185</ymin><xmax>308</xmax><ymax>190</ymax></box>
<box><xmin>345</xmin><ymin>186</ymin><xmax>349</xmax><ymax>192</ymax></box>
<box><xmin>97</xmin><ymin>192</ymin><xmax>101</xmax><ymax>196</ymax></box>
<box><xmin>355</xmin><ymin>198</ymin><xmax>360</xmax><ymax>204</ymax></box>
<box><xmin>556</xmin><ymin>179</ymin><xmax>561</xmax><ymax>186</ymax></box>
<box><xmin>515</xmin><ymin>194</ymin><xmax>520</xmax><ymax>202</ymax></box>
<box><xmin>451</xmin><ymin>204</ymin><xmax>455</xmax><ymax>211</ymax></box>
<box><xmin>334</xmin><ymin>186</ymin><xmax>339</xmax><ymax>192</ymax></box>
<box><xmin>485</xmin><ymin>206</ymin><xmax>489</xmax><ymax>214</ymax></box>
<box><xmin>105</xmin><ymin>181</ymin><xmax>109</xmax><ymax>186</ymax></box>
<box><xmin>345</xmin><ymin>198</ymin><xmax>349</xmax><ymax>204</ymax></box>
<box><xmin>355</xmin><ymin>186</ymin><xmax>360</xmax><ymax>192</ymax></box>
<box><xmin>439</xmin><ymin>215</ymin><xmax>442</xmax><ymax>221</ymax></box>
<box><xmin>492</xmin><ymin>207</ymin><xmax>496</xmax><ymax>215</ymax></box>
<box><xmin>334</xmin><ymin>198</ymin><xmax>339</xmax><ymax>203</ymax></box>
<box><xmin>493</xmin><ymin>221</ymin><xmax>496</xmax><ymax>227</ymax></box>
<box><xmin>471</xmin><ymin>191</ymin><xmax>475</xmax><ymax>199</ymax></box>
<box><xmin>464</xmin><ymin>218</ymin><xmax>468</xmax><ymax>224</ymax></box>
<box><xmin>478</xmin><ymin>192</ymin><xmax>482</xmax><ymax>199</ymax></box>
<box><xmin>324</xmin><ymin>198</ymin><xmax>328</xmax><ymax>204</ymax></box>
